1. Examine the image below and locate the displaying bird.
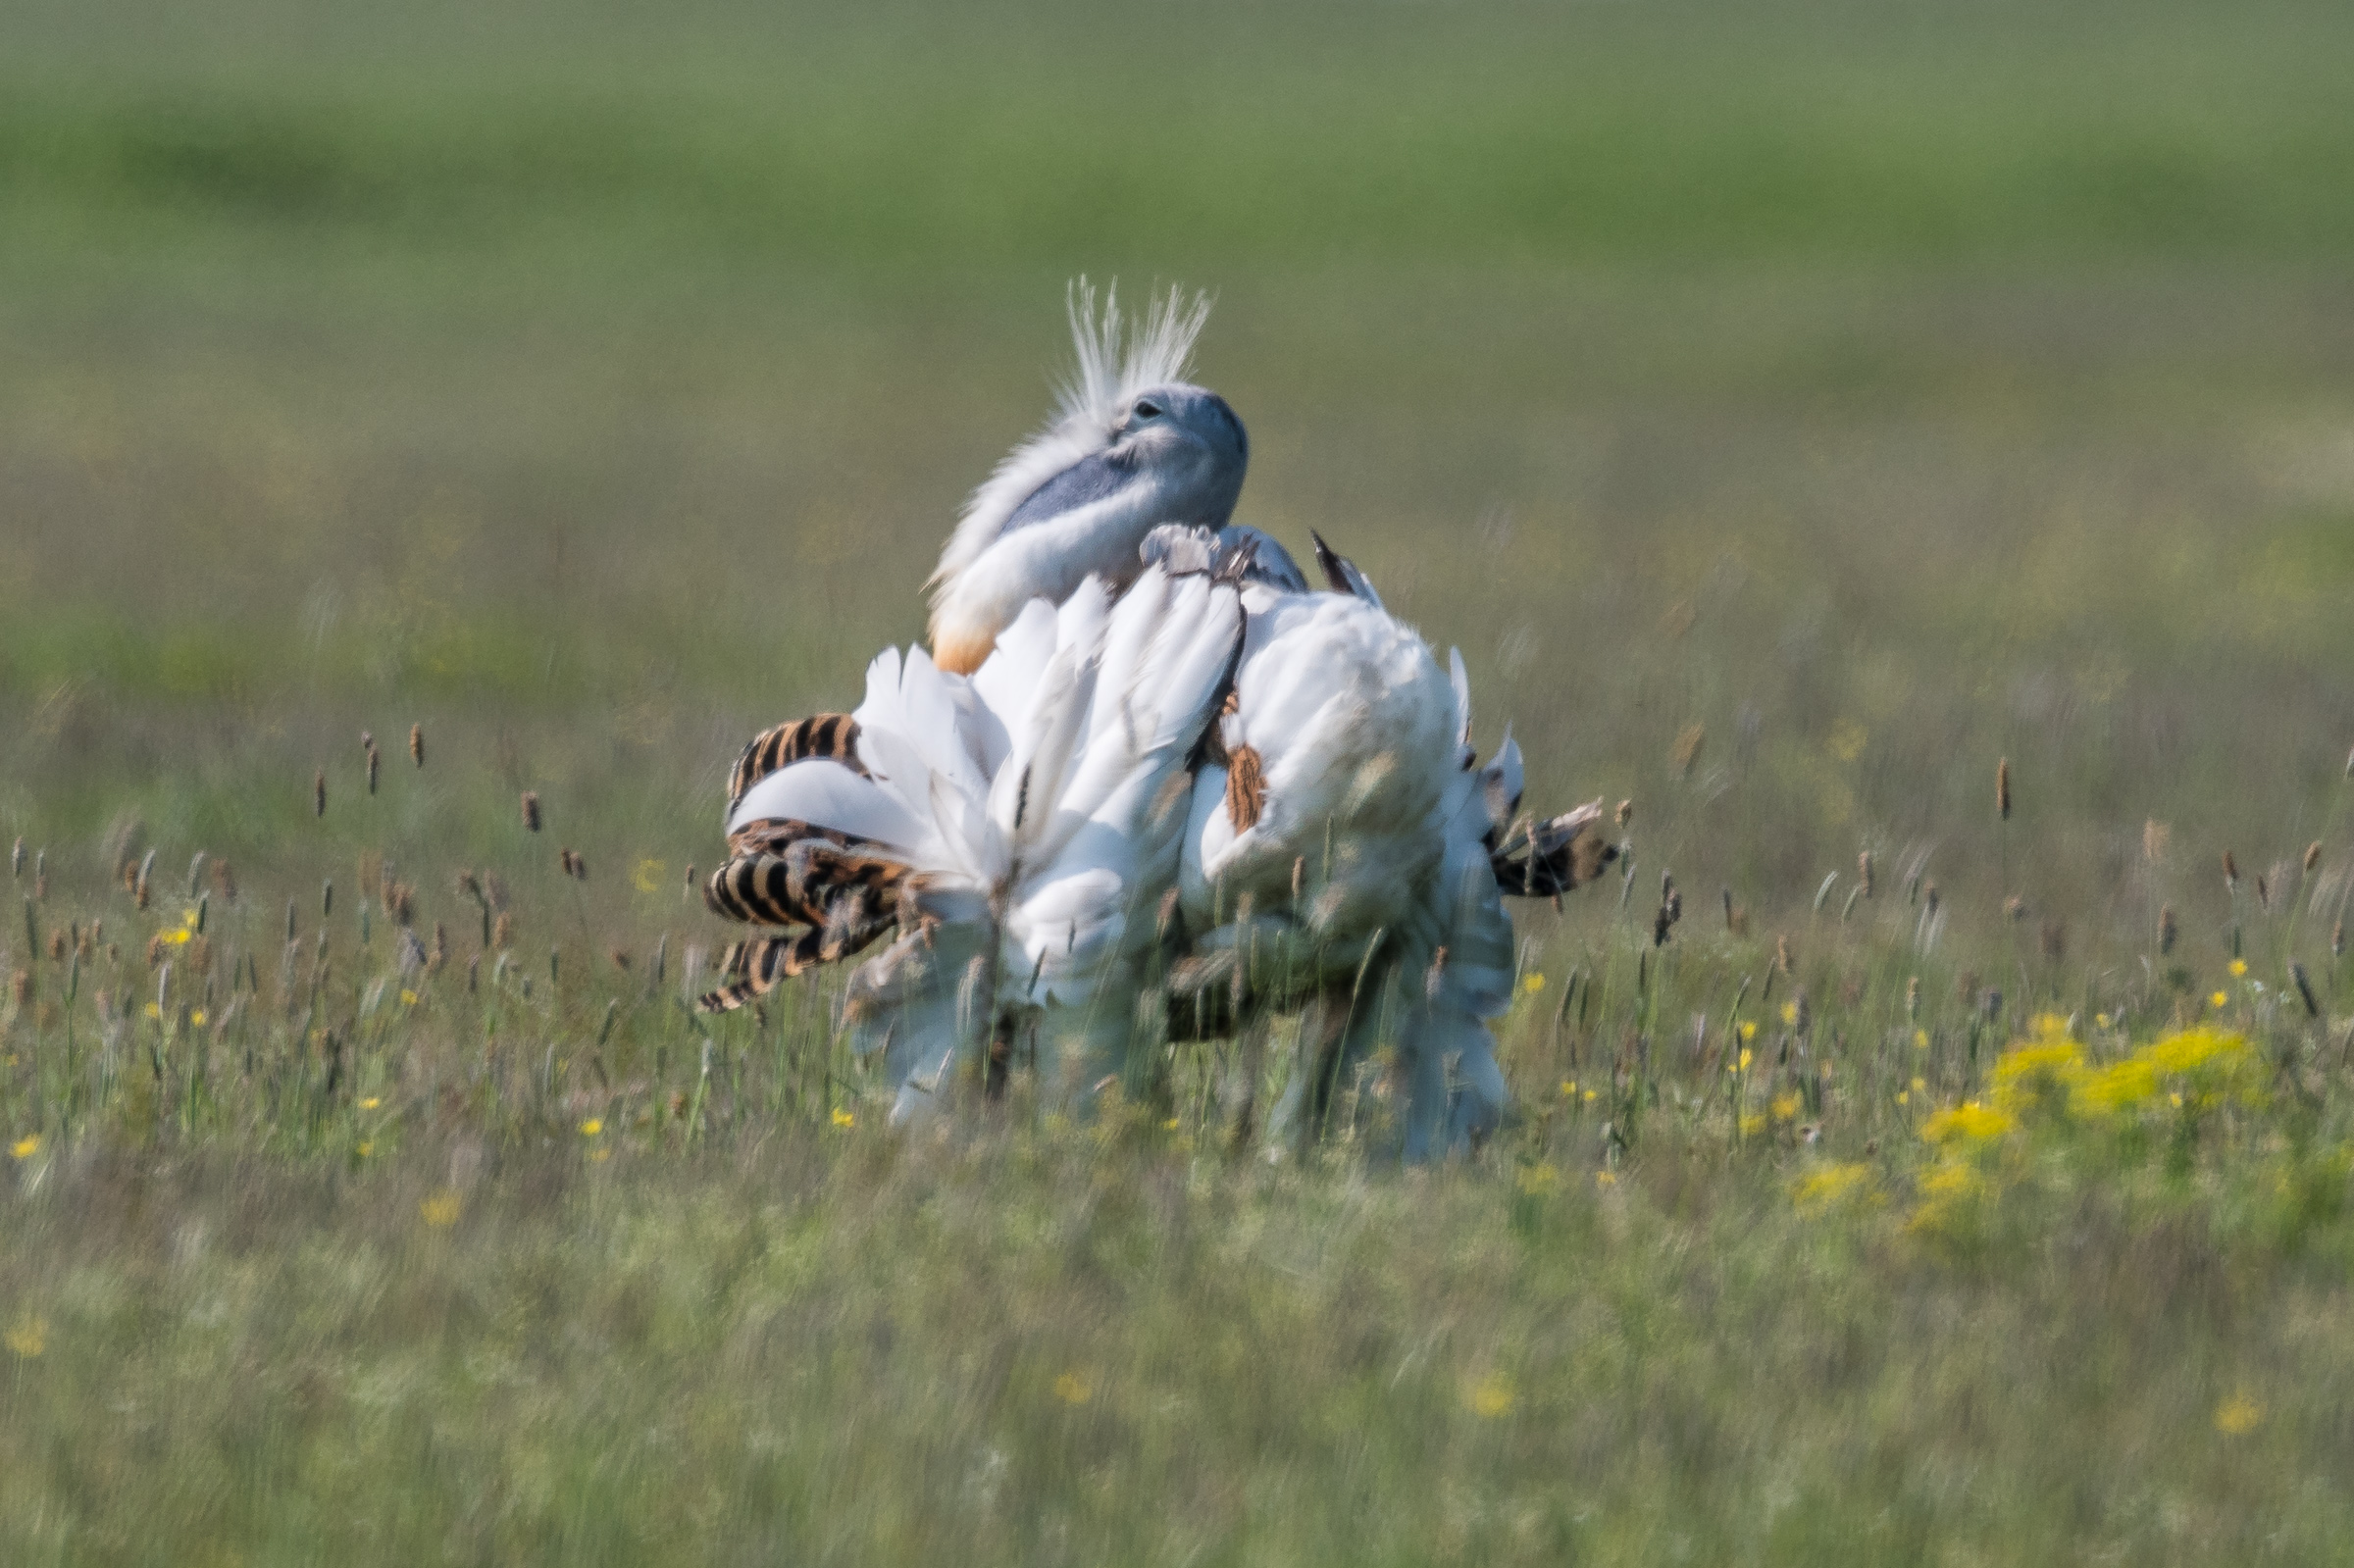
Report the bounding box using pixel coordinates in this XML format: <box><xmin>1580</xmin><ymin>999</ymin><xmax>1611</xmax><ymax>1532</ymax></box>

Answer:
<box><xmin>693</xmin><ymin>283</ymin><xmax>1619</xmax><ymax>1157</ymax></box>
<box><xmin>704</xmin><ymin>559</ymin><xmax>1247</xmax><ymax>1122</ymax></box>
<box><xmin>1156</xmin><ymin>526</ymin><xmax>1613</xmax><ymax>1157</ymax></box>
<box><xmin>927</xmin><ymin>283</ymin><xmax>1248</xmax><ymax>675</ymax></box>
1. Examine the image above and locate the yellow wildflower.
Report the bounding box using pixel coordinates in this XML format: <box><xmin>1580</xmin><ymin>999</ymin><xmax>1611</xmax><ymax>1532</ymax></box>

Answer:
<box><xmin>1583</xmin><ymin>1088</ymin><xmax>1598</xmax><ymax>1103</ymax></box>
<box><xmin>143</xmin><ymin>1002</ymin><xmax>160</xmax><ymax>1019</ymax></box>
<box><xmin>1739</xmin><ymin>1112</ymin><xmax>1766</xmax><ymax>1137</ymax></box>
<box><xmin>1896</xmin><ymin>1091</ymin><xmax>1909</xmax><ymax>1105</ymax></box>
<box><xmin>1770</xmin><ymin>1091</ymin><xmax>1802</xmax><ymax>1122</ymax></box>
<box><xmin>11</xmin><ymin>1135</ymin><xmax>39</xmax><ymax>1160</ymax></box>
<box><xmin>2228</xmin><ymin>959</ymin><xmax>2248</xmax><ymax>979</ymax></box>
<box><xmin>1162</xmin><ymin>1117</ymin><xmax>1180</xmax><ymax>1131</ymax></box>
<box><xmin>1596</xmin><ymin>1170</ymin><xmax>1617</xmax><ymax>1188</ymax></box>
<box><xmin>2095</xmin><ymin>1012</ymin><xmax>2111</xmax><ymax>1030</ymax></box>
<box><xmin>2210</xmin><ymin>990</ymin><xmax>2227</xmax><ymax>1010</ymax></box>
<box><xmin>580</xmin><ymin>1118</ymin><xmax>603</xmax><ymax>1137</ymax></box>
<box><xmin>1052</xmin><ymin>1372</ymin><xmax>1093</xmax><ymax>1405</ymax></box>
<box><xmin>2214</xmin><ymin>1392</ymin><xmax>2264</xmax><ymax>1435</ymax></box>
<box><xmin>1922</xmin><ymin>1100</ymin><xmax>2014</xmax><ymax>1143</ymax></box>
<box><xmin>399</xmin><ymin>989</ymin><xmax>418</xmax><ymax>1007</ymax></box>
<box><xmin>360</xmin><ymin>1097</ymin><xmax>381</xmax><ymax>1111</ymax></box>
<box><xmin>1523</xmin><ymin>972</ymin><xmax>1546</xmax><ymax>993</ymax></box>
<box><xmin>6</xmin><ymin>1314</ymin><xmax>47</xmax><ymax>1358</ymax></box>
<box><xmin>2146</xmin><ymin>1026</ymin><xmax>2246</xmax><ymax>1077</ymax></box>
<box><xmin>180</xmin><ymin>907</ymin><xmax>199</xmax><ymax>928</ymax></box>
<box><xmin>161</xmin><ymin>927</ymin><xmax>191</xmax><ymax>947</ymax></box>
<box><xmin>831</xmin><ymin>1107</ymin><xmax>855</xmax><ymax>1129</ymax></box>
<box><xmin>1912</xmin><ymin>1077</ymin><xmax>1926</xmax><ymax>1093</ymax></box>
<box><xmin>1737</xmin><ymin>1047</ymin><xmax>1754</xmax><ymax>1072</ymax></box>
<box><xmin>1560</xmin><ymin>1079</ymin><xmax>1576</xmax><ymax>1097</ymax></box>
<box><xmin>1914</xmin><ymin>1029</ymin><xmax>1928</xmax><ymax>1050</ymax></box>
<box><xmin>633</xmin><ymin>858</ymin><xmax>667</xmax><ymax>893</ymax></box>
<box><xmin>356</xmin><ymin>1140</ymin><xmax>374</xmax><ymax>1158</ymax></box>
<box><xmin>190</xmin><ymin>1009</ymin><xmax>206</xmax><ymax>1027</ymax></box>
<box><xmin>1739</xmin><ymin>1022</ymin><xmax>1758</xmax><ymax>1044</ymax></box>
<box><xmin>2078</xmin><ymin>1058</ymin><xmax>2159</xmax><ymax>1113</ymax></box>
<box><xmin>1791</xmin><ymin>1162</ymin><xmax>1873</xmax><ymax>1216</ymax></box>
<box><xmin>420</xmin><ymin>1190</ymin><xmax>462</xmax><ymax>1227</ymax></box>
<box><xmin>1516</xmin><ymin>1162</ymin><xmax>1561</xmax><ymax>1196</ymax></box>
<box><xmin>1780</xmin><ymin>1001</ymin><xmax>1799</xmax><ymax>1027</ymax></box>
<box><xmin>1467</xmin><ymin>1374</ymin><xmax>1515</xmax><ymax>1418</ymax></box>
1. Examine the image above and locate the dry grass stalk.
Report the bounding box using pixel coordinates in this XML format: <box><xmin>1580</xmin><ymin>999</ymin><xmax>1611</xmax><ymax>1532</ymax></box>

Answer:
<box><xmin>1671</xmin><ymin>725</ymin><xmax>1705</xmax><ymax>778</ymax></box>
<box><xmin>367</xmin><ymin>743</ymin><xmax>380</xmax><ymax>796</ymax></box>
<box><xmin>493</xmin><ymin>911</ymin><xmax>514</xmax><ymax>950</ymax></box>
<box><xmin>2306</xmin><ymin>841</ymin><xmax>2323</xmax><ymax>875</ymax></box>
<box><xmin>1857</xmin><ymin>851</ymin><xmax>1873</xmax><ymax>899</ymax></box>
<box><xmin>1996</xmin><ymin>757</ymin><xmax>2011</xmax><ymax>820</ymax></box>
<box><xmin>522</xmin><ymin>792</ymin><xmax>542</xmax><ymax>833</ymax></box>
<box><xmin>2143</xmin><ymin>819</ymin><xmax>2169</xmax><ymax>862</ymax></box>
<box><xmin>409</xmin><ymin>724</ymin><xmax>425</xmax><ymax>767</ymax></box>
<box><xmin>1774</xmin><ymin>934</ymin><xmax>1792</xmax><ymax>974</ymax></box>
<box><xmin>314</xmin><ymin>769</ymin><xmax>327</xmax><ymax>818</ymax></box>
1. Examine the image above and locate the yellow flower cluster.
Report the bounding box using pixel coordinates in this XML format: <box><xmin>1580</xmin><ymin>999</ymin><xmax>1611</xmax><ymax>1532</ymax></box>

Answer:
<box><xmin>1790</xmin><ymin>1161</ymin><xmax>1875</xmax><ymax>1217</ymax></box>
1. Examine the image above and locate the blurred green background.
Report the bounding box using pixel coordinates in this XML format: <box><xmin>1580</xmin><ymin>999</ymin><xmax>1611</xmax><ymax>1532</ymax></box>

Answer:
<box><xmin>6</xmin><ymin>0</ymin><xmax>2353</xmax><ymax>956</ymax></box>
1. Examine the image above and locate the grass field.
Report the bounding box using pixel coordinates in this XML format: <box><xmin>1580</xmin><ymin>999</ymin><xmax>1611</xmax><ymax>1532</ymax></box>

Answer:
<box><xmin>6</xmin><ymin>0</ymin><xmax>2354</xmax><ymax>1560</ymax></box>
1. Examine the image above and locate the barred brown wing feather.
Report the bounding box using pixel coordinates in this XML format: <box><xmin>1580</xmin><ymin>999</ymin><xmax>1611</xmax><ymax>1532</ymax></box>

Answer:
<box><xmin>695</xmin><ymin>931</ymin><xmax>829</xmax><ymax>1013</ymax></box>
<box><xmin>724</xmin><ymin>714</ymin><xmax>867</xmax><ymax>816</ymax></box>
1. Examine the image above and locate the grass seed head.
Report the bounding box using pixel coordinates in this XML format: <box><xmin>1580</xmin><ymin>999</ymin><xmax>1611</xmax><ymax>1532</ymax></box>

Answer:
<box><xmin>2160</xmin><ymin>904</ymin><xmax>2178</xmax><ymax>954</ymax></box>
<box><xmin>1996</xmin><ymin>757</ymin><xmax>2012</xmax><ymax>820</ymax></box>
<box><xmin>1671</xmin><ymin>724</ymin><xmax>1704</xmax><ymax>777</ymax></box>
<box><xmin>522</xmin><ymin>791</ymin><xmax>541</xmax><ymax>833</ymax></box>
<box><xmin>2223</xmin><ymin>849</ymin><xmax>2238</xmax><ymax>889</ymax></box>
<box><xmin>493</xmin><ymin>911</ymin><xmax>513</xmax><ymax>950</ymax></box>
<box><xmin>408</xmin><ymin>724</ymin><xmax>424</xmax><ymax>766</ymax></box>
<box><xmin>313</xmin><ymin>769</ymin><xmax>327</xmax><ymax>818</ymax></box>
<box><xmin>1615</xmin><ymin>799</ymin><xmax>1633</xmax><ymax>829</ymax></box>
<box><xmin>367</xmin><ymin>743</ymin><xmax>380</xmax><ymax>795</ymax></box>
<box><xmin>1858</xmin><ymin>851</ymin><xmax>1873</xmax><ymax>898</ymax></box>
<box><xmin>2305</xmin><ymin>840</ymin><xmax>2323</xmax><ymax>875</ymax></box>
<box><xmin>1775</xmin><ymin>934</ymin><xmax>1793</xmax><ymax>974</ymax></box>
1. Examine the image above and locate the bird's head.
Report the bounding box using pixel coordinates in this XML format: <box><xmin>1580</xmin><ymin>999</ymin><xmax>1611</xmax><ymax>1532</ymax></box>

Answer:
<box><xmin>928</xmin><ymin>283</ymin><xmax>1249</xmax><ymax>674</ymax></box>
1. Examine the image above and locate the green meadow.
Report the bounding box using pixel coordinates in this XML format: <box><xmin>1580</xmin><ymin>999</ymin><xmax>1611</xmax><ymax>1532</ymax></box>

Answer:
<box><xmin>5</xmin><ymin>0</ymin><xmax>2354</xmax><ymax>1560</ymax></box>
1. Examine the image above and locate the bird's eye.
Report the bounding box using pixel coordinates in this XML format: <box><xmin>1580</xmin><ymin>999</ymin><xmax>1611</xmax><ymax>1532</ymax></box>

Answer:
<box><xmin>1133</xmin><ymin>399</ymin><xmax>1162</xmax><ymax>420</ymax></box>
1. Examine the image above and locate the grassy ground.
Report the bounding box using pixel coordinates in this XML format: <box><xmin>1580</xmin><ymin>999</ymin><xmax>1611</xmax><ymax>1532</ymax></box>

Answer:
<box><xmin>6</xmin><ymin>0</ymin><xmax>2354</xmax><ymax>1560</ymax></box>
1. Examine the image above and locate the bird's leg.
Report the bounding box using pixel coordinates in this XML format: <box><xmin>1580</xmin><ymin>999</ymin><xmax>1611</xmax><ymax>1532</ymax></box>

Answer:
<box><xmin>1266</xmin><ymin>985</ymin><xmax>1356</xmax><ymax>1155</ymax></box>
<box><xmin>1225</xmin><ymin>1010</ymin><xmax>1269</xmax><ymax>1152</ymax></box>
